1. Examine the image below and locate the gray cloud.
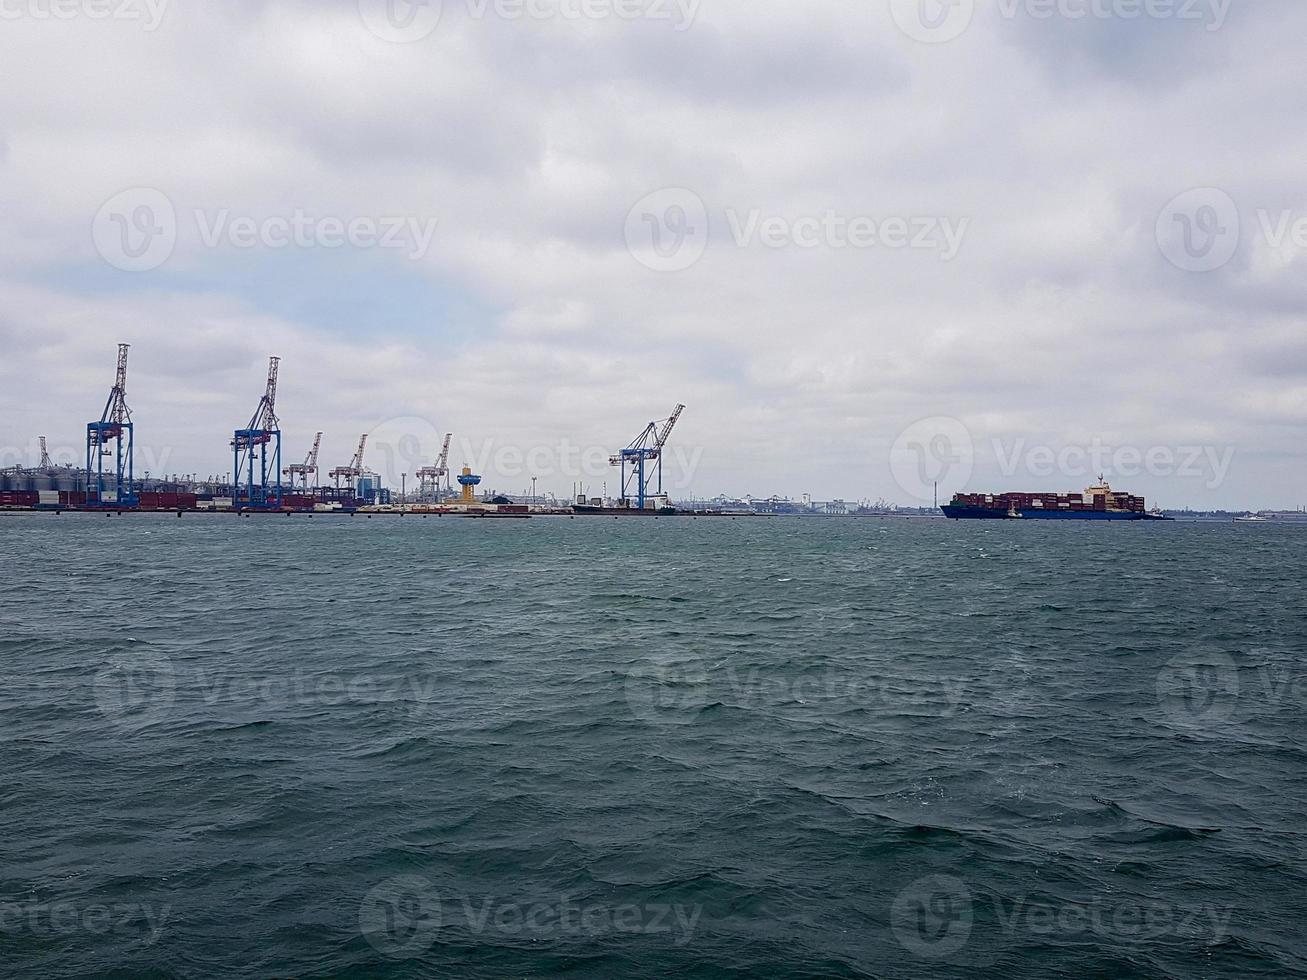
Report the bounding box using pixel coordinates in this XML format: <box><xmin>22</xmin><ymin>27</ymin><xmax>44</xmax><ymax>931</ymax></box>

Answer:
<box><xmin>0</xmin><ymin>0</ymin><xmax>1303</xmax><ymax>508</ymax></box>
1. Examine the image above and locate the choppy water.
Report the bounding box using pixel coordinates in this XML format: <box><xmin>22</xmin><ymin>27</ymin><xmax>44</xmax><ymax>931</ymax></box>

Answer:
<box><xmin>1</xmin><ymin>514</ymin><xmax>1305</xmax><ymax>978</ymax></box>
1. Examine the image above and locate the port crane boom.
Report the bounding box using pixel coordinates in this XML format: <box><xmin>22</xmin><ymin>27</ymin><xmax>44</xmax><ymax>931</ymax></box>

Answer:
<box><xmin>85</xmin><ymin>343</ymin><xmax>138</xmax><ymax>507</ymax></box>
<box><xmin>330</xmin><ymin>434</ymin><xmax>368</xmax><ymax>489</ymax></box>
<box><xmin>417</xmin><ymin>432</ymin><xmax>453</xmax><ymax>498</ymax></box>
<box><xmin>655</xmin><ymin>404</ymin><xmax>684</xmax><ymax>451</ymax></box>
<box><xmin>245</xmin><ymin>357</ymin><xmax>280</xmax><ymax>433</ymax></box>
<box><xmin>284</xmin><ymin>431</ymin><xmax>322</xmax><ymax>490</ymax></box>
<box><xmin>609</xmin><ymin>403</ymin><xmax>686</xmax><ymax>510</ymax></box>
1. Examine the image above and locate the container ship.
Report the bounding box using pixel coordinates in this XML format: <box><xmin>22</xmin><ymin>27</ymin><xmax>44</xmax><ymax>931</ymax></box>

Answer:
<box><xmin>942</xmin><ymin>479</ymin><xmax>1172</xmax><ymax>521</ymax></box>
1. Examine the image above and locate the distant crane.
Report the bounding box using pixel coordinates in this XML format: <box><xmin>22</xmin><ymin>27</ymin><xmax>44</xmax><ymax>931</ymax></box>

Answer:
<box><xmin>330</xmin><ymin>434</ymin><xmax>368</xmax><ymax>490</ymax></box>
<box><xmin>86</xmin><ymin>343</ymin><xmax>138</xmax><ymax>507</ymax></box>
<box><xmin>38</xmin><ymin>436</ymin><xmax>52</xmax><ymax>470</ymax></box>
<box><xmin>610</xmin><ymin>403</ymin><xmax>685</xmax><ymax>509</ymax></box>
<box><xmin>284</xmin><ymin>431</ymin><xmax>322</xmax><ymax>490</ymax></box>
<box><xmin>232</xmin><ymin>356</ymin><xmax>282</xmax><ymax>508</ymax></box>
<box><xmin>416</xmin><ymin>432</ymin><xmax>453</xmax><ymax>499</ymax></box>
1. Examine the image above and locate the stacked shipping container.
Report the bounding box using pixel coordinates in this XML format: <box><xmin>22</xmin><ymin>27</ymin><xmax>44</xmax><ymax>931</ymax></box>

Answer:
<box><xmin>949</xmin><ymin>490</ymin><xmax>1147</xmax><ymax>514</ymax></box>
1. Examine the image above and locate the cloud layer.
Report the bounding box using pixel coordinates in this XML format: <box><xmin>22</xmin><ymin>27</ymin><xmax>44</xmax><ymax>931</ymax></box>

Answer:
<box><xmin>1</xmin><ymin>0</ymin><xmax>1304</xmax><ymax>508</ymax></box>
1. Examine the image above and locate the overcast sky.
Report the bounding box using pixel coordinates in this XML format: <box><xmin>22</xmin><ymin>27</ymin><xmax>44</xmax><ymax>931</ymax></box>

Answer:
<box><xmin>0</xmin><ymin>0</ymin><xmax>1303</xmax><ymax>508</ymax></box>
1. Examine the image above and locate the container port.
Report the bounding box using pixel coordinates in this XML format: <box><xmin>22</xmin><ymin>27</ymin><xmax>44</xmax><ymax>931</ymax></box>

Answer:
<box><xmin>5</xmin><ymin>344</ymin><xmax>1238</xmax><ymax>522</ymax></box>
<box><xmin>0</xmin><ymin>344</ymin><xmax>710</xmax><ymax>518</ymax></box>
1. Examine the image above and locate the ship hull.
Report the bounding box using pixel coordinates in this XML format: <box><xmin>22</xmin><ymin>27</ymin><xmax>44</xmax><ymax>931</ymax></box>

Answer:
<box><xmin>942</xmin><ymin>505</ymin><xmax>1171</xmax><ymax>521</ymax></box>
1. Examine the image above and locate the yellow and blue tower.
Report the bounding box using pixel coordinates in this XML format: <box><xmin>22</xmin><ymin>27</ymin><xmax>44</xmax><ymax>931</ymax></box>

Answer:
<box><xmin>457</xmin><ymin>467</ymin><xmax>481</xmax><ymax>504</ymax></box>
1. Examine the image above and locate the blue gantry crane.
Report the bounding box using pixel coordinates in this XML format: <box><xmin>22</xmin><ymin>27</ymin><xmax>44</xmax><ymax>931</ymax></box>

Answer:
<box><xmin>610</xmin><ymin>404</ymin><xmax>685</xmax><ymax>509</ymax></box>
<box><xmin>232</xmin><ymin>356</ymin><xmax>282</xmax><ymax>509</ymax></box>
<box><xmin>86</xmin><ymin>343</ymin><xmax>138</xmax><ymax>507</ymax></box>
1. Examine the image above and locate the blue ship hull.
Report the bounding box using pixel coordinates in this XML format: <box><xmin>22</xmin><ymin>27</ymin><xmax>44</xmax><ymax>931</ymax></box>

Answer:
<box><xmin>941</xmin><ymin>505</ymin><xmax>1171</xmax><ymax>521</ymax></box>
